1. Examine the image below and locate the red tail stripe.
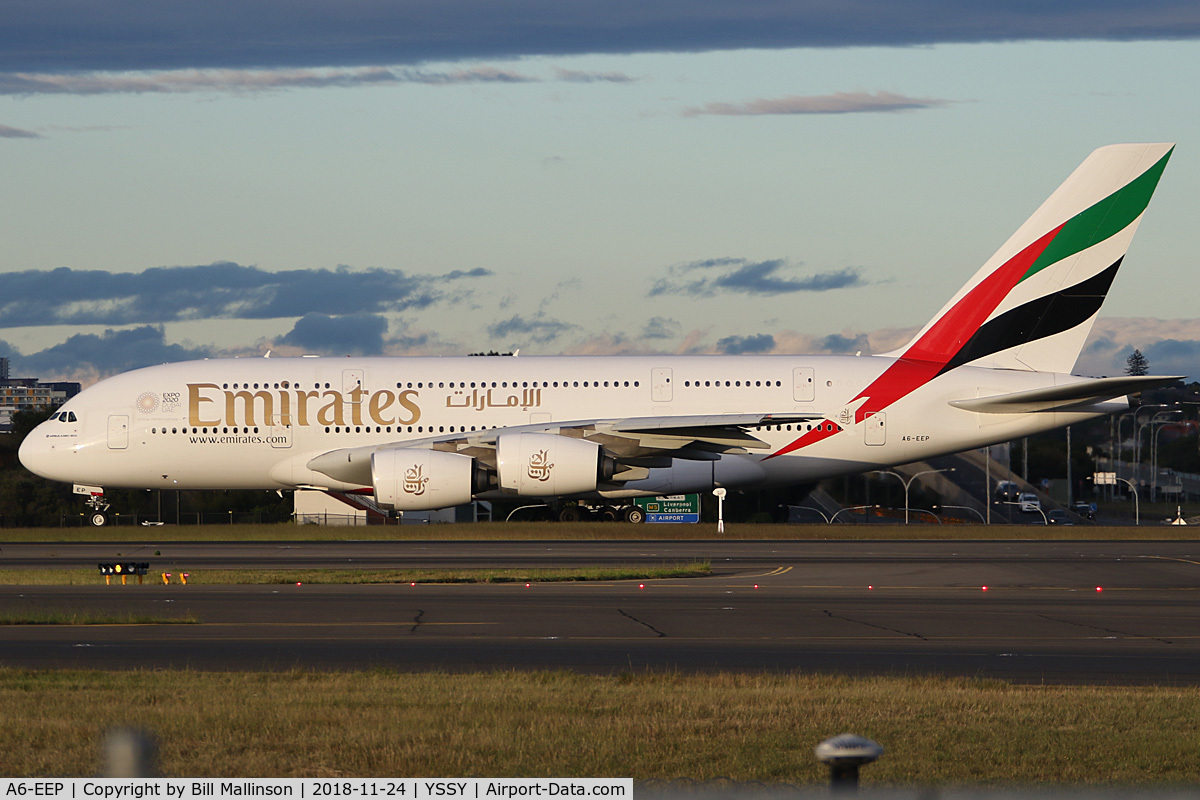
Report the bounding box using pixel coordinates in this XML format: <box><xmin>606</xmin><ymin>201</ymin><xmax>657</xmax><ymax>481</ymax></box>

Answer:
<box><xmin>770</xmin><ymin>223</ymin><xmax>1063</xmax><ymax>457</ymax></box>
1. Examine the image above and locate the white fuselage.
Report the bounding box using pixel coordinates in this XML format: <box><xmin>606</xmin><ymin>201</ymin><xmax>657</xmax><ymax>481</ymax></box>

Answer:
<box><xmin>19</xmin><ymin>353</ymin><xmax>1123</xmax><ymax>501</ymax></box>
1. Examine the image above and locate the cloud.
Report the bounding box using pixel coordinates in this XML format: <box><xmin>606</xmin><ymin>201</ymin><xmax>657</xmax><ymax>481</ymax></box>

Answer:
<box><xmin>1075</xmin><ymin>318</ymin><xmax>1200</xmax><ymax>380</ymax></box>
<box><xmin>280</xmin><ymin>312</ymin><xmax>389</xmax><ymax>356</ymax></box>
<box><xmin>0</xmin><ymin>263</ymin><xmax>491</xmax><ymax>327</ymax></box>
<box><xmin>0</xmin><ymin>124</ymin><xmax>39</xmax><ymax>138</ymax></box>
<box><xmin>715</xmin><ymin>333</ymin><xmax>775</xmax><ymax>355</ymax></box>
<box><xmin>12</xmin><ymin>326</ymin><xmax>211</xmax><ymax>382</ymax></box>
<box><xmin>4</xmin><ymin>2</ymin><xmax>1200</xmax><ymax>73</ymax></box>
<box><xmin>0</xmin><ymin>64</ymin><xmax>643</xmax><ymax>99</ymax></box>
<box><xmin>1142</xmin><ymin>339</ymin><xmax>1200</xmax><ymax>379</ymax></box>
<box><xmin>650</xmin><ymin>258</ymin><xmax>866</xmax><ymax>297</ymax></box>
<box><xmin>641</xmin><ymin>316</ymin><xmax>681</xmax><ymax>340</ymax></box>
<box><xmin>683</xmin><ymin>91</ymin><xmax>953</xmax><ymax>117</ymax></box>
<box><xmin>487</xmin><ymin>313</ymin><xmax>575</xmax><ymax>344</ymax></box>
<box><xmin>553</xmin><ymin>67</ymin><xmax>638</xmax><ymax>84</ymax></box>
<box><xmin>0</xmin><ymin>66</ymin><xmax>539</xmax><ymax>96</ymax></box>
<box><xmin>820</xmin><ymin>333</ymin><xmax>872</xmax><ymax>354</ymax></box>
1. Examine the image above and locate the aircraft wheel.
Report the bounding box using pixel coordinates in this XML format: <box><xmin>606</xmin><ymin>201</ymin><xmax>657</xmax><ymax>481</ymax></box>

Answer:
<box><xmin>623</xmin><ymin>506</ymin><xmax>645</xmax><ymax>524</ymax></box>
<box><xmin>90</xmin><ymin>512</ymin><xmax>108</xmax><ymax>527</ymax></box>
<box><xmin>599</xmin><ymin>506</ymin><xmax>619</xmax><ymax>522</ymax></box>
<box><xmin>558</xmin><ymin>506</ymin><xmax>582</xmax><ymax>523</ymax></box>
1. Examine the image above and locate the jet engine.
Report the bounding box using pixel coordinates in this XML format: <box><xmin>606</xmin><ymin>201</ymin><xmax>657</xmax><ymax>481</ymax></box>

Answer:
<box><xmin>496</xmin><ymin>433</ymin><xmax>613</xmax><ymax>496</ymax></box>
<box><xmin>372</xmin><ymin>449</ymin><xmax>487</xmax><ymax>511</ymax></box>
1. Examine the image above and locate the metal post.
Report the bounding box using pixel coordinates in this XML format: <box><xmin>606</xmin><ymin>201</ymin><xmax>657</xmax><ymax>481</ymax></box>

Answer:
<box><xmin>871</xmin><ymin>468</ymin><xmax>954</xmax><ymax>524</ymax></box>
<box><xmin>985</xmin><ymin>448</ymin><xmax>991</xmax><ymax>524</ymax></box>
<box><xmin>816</xmin><ymin>734</ymin><xmax>883</xmax><ymax>794</ymax></box>
<box><xmin>102</xmin><ymin>727</ymin><xmax>157</xmax><ymax>778</ymax></box>
<box><xmin>1066</xmin><ymin>426</ymin><xmax>1073</xmax><ymax>509</ymax></box>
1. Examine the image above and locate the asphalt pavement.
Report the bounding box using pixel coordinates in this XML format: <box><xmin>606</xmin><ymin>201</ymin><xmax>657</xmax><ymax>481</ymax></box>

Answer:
<box><xmin>2</xmin><ymin>539</ymin><xmax>1199</xmax><ymax>683</ymax></box>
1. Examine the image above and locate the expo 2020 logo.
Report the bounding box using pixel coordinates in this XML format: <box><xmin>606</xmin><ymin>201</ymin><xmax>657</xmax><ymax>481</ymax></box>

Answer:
<box><xmin>136</xmin><ymin>391</ymin><xmax>159</xmax><ymax>414</ymax></box>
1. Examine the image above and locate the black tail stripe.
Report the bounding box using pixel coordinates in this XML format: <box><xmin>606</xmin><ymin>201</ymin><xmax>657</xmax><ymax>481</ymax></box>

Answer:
<box><xmin>938</xmin><ymin>258</ymin><xmax>1122</xmax><ymax>375</ymax></box>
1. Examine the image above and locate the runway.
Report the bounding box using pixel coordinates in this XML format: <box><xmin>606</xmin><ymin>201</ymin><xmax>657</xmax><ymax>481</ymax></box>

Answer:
<box><xmin>3</xmin><ymin>539</ymin><xmax>1200</xmax><ymax>683</ymax></box>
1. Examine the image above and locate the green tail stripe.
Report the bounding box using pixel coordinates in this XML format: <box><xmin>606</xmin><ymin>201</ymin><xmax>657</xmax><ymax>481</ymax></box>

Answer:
<box><xmin>1021</xmin><ymin>147</ymin><xmax>1173</xmax><ymax>282</ymax></box>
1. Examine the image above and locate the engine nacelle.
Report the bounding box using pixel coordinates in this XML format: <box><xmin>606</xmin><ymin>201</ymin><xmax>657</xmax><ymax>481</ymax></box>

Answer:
<box><xmin>496</xmin><ymin>433</ymin><xmax>607</xmax><ymax>496</ymax></box>
<box><xmin>372</xmin><ymin>449</ymin><xmax>484</xmax><ymax>511</ymax></box>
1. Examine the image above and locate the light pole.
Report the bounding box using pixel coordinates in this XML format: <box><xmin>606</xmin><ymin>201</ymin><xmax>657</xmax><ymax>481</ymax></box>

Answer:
<box><xmin>1150</xmin><ymin>411</ymin><xmax>1182</xmax><ymax>502</ymax></box>
<box><xmin>1133</xmin><ymin>406</ymin><xmax>1171</xmax><ymax>485</ymax></box>
<box><xmin>995</xmin><ymin>499</ymin><xmax>1048</xmax><ymax>525</ymax></box>
<box><xmin>933</xmin><ymin>504</ymin><xmax>986</xmax><ymax>524</ymax></box>
<box><xmin>870</xmin><ymin>468</ymin><xmax>955</xmax><ymax>524</ymax></box>
<box><xmin>830</xmin><ymin>504</ymin><xmax>879</xmax><ymax>524</ymax></box>
<box><xmin>1117</xmin><ymin>476</ymin><xmax>1140</xmax><ymax>525</ymax></box>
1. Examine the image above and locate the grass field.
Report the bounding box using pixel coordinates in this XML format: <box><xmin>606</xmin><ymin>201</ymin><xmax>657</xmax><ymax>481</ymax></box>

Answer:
<box><xmin>6</xmin><ymin>524</ymin><xmax>1197</xmax><ymax>784</ymax></box>
<box><xmin>1</xmin><ymin>521</ymin><xmax>1197</xmax><ymax>541</ymax></box>
<box><xmin>0</xmin><ymin>562</ymin><xmax>711</xmax><ymax>586</ymax></box>
<box><xmin>4</xmin><ymin>669</ymin><xmax>1200</xmax><ymax>784</ymax></box>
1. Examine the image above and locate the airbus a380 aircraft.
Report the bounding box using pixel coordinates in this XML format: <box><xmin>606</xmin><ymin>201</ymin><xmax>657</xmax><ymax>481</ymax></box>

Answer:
<box><xmin>20</xmin><ymin>143</ymin><xmax>1181</xmax><ymax>525</ymax></box>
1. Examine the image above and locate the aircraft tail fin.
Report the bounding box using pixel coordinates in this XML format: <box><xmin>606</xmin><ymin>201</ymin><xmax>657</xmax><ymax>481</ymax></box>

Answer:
<box><xmin>884</xmin><ymin>143</ymin><xmax>1173</xmax><ymax>374</ymax></box>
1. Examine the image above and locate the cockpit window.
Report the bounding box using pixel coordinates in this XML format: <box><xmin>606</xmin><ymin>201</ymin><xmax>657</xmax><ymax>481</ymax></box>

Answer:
<box><xmin>48</xmin><ymin>412</ymin><xmax>61</xmax><ymax>420</ymax></box>
<box><xmin>67</xmin><ymin>411</ymin><xmax>77</xmax><ymax>422</ymax></box>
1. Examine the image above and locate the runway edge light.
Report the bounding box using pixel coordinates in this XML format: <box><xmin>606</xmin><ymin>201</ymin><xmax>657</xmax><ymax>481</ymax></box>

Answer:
<box><xmin>815</xmin><ymin>733</ymin><xmax>883</xmax><ymax>791</ymax></box>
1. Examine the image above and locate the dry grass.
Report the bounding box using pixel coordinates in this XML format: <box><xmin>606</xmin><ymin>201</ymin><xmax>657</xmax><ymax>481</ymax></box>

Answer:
<box><xmin>0</xmin><ymin>610</ymin><xmax>198</xmax><ymax>624</ymax></box>
<box><xmin>3</xmin><ymin>669</ymin><xmax>1200</xmax><ymax>784</ymax></box>
<box><xmin>0</xmin><ymin>521</ymin><xmax>1194</xmax><ymax>542</ymax></box>
<box><xmin>0</xmin><ymin>563</ymin><xmax>710</xmax><ymax>586</ymax></box>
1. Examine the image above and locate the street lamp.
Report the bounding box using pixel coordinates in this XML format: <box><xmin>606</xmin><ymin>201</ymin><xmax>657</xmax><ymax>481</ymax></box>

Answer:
<box><xmin>1150</xmin><ymin>410</ymin><xmax>1183</xmax><ymax>501</ymax></box>
<box><xmin>932</xmin><ymin>504</ymin><xmax>986</xmax><ymax>524</ymax></box>
<box><xmin>1133</xmin><ymin>406</ymin><xmax>1173</xmax><ymax>484</ymax></box>
<box><xmin>870</xmin><ymin>468</ymin><xmax>955</xmax><ymax>524</ymax></box>
<box><xmin>1095</xmin><ymin>472</ymin><xmax>1139</xmax><ymax>525</ymax></box>
<box><xmin>830</xmin><ymin>504</ymin><xmax>879</xmax><ymax>524</ymax></box>
<box><xmin>994</xmin><ymin>499</ymin><xmax>1048</xmax><ymax>525</ymax></box>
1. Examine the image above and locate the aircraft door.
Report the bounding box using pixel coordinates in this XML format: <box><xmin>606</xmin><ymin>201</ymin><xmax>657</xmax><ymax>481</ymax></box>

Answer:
<box><xmin>270</xmin><ymin>414</ymin><xmax>292</xmax><ymax>449</ymax></box>
<box><xmin>343</xmin><ymin>368</ymin><xmax>365</xmax><ymax>419</ymax></box>
<box><xmin>793</xmin><ymin>367</ymin><xmax>815</xmax><ymax>402</ymax></box>
<box><xmin>107</xmin><ymin>415</ymin><xmax>129</xmax><ymax>450</ymax></box>
<box><xmin>864</xmin><ymin>412</ymin><xmax>886</xmax><ymax>446</ymax></box>
<box><xmin>651</xmin><ymin>368</ymin><xmax>673</xmax><ymax>402</ymax></box>
<box><xmin>342</xmin><ymin>369</ymin><xmax>364</xmax><ymax>395</ymax></box>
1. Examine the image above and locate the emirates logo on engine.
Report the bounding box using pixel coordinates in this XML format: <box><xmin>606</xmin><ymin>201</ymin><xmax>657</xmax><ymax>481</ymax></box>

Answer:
<box><xmin>527</xmin><ymin>449</ymin><xmax>555</xmax><ymax>482</ymax></box>
<box><xmin>403</xmin><ymin>464</ymin><xmax>429</xmax><ymax>495</ymax></box>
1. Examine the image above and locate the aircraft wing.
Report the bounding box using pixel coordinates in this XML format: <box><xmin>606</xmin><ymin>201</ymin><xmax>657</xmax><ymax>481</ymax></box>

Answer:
<box><xmin>949</xmin><ymin>374</ymin><xmax>1183</xmax><ymax>414</ymax></box>
<box><xmin>305</xmin><ymin>412</ymin><xmax>822</xmax><ymax>487</ymax></box>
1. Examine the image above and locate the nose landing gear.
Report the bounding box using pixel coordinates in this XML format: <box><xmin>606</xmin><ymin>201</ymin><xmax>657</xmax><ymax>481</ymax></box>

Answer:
<box><xmin>74</xmin><ymin>484</ymin><xmax>110</xmax><ymax>526</ymax></box>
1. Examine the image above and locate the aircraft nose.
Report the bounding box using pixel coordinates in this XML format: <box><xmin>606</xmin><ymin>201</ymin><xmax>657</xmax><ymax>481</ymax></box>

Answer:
<box><xmin>18</xmin><ymin>425</ymin><xmax>59</xmax><ymax>480</ymax></box>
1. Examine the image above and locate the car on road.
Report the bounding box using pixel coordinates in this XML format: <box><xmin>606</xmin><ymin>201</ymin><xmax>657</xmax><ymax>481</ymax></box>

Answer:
<box><xmin>994</xmin><ymin>481</ymin><xmax>1021</xmax><ymax>502</ymax></box>
<box><xmin>1072</xmin><ymin>501</ymin><xmax>1096</xmax><ymax>521</ymax></box>
<box><xmin>1019</xmin><ymin>493</ymin><xmax>1041</xmax><ymax>513</ymax></box>
<box><xmin>1047</xmin><ymin>509</ymin><xmax>1074</xmax><ymax>525</ymax></box>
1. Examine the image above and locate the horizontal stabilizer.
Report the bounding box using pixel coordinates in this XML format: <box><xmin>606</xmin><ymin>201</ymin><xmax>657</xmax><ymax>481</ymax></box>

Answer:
<box><xmin>949</xmin><ymin>375</ymin><xmax>1183</xmax><ymax>414</ymax></box>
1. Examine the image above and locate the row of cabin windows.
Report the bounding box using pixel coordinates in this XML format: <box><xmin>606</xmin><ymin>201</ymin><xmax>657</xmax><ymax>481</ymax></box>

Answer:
<box><xmin>154</xmin><ymin>427</ymin><xmax>263</xmax><ymax>435</ymax></box>
<box><xmin>324</xmin><ymin>424</ymin><xmax>499</xmax><ymax>434</ymax></box>
<box><xmin>221</xmin><ymin>380</ymin><xmax>643</xmax><ymax>390</ymax></box>
<box><xmin>684</xmin><ymin>380</ymin><xmax>784</xmax><ymax>388</ymax></box>
<box><xmin>757</xmin><ymin>423</ymin><xmax>836</xmax><ymax>432</ymax></box>
<box><xmin>152</xmin><ymin>422</ymin><xmax>833</xmax><ymax>436</ymax></box>
<box><xmin>150</xmin><ymin>425</ymin><xmax>498</xmax><ymax>435</ymax></box>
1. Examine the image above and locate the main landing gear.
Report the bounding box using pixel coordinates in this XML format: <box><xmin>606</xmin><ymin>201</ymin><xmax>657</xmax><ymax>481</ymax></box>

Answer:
<box><xmin>557</xmin><ymin>504</ymin><xmax>645</xmax><ymax>523</ymax></box>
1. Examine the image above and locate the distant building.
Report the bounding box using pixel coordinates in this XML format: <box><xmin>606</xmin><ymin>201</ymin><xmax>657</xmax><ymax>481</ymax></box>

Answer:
<box><xmin>0</xmin><ymin>358</ymin><xmax>81</xmax><ymax>433</ymax></box>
